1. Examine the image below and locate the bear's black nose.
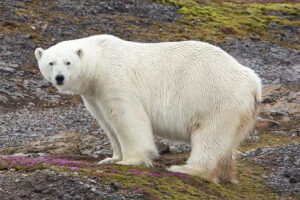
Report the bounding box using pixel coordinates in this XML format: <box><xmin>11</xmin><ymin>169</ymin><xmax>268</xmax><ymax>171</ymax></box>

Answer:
<box><xmin>55</xmin><ymin>75</ymin><xmax>65</xmax><ymax>85</ymax></box>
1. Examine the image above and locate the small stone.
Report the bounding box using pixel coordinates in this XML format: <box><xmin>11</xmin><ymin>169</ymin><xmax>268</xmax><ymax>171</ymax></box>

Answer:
<box><xmin>270</xmin><ymin>110</ymin><xmax>286</xmax><ymax>117</ymax></box>
<box><xmin>224</xmin><ymin>37</ymin><xmax>235</xmax><ymax>41</ymax></box>
<box><xmin>292</xmin><ymin>132</ymin><xmax>299</xmax><ymax>137</ymax></box>
<box><xmin>261</xmin><ymin>175</ymin><xmax>268</xmax><ymax>179</ymax></box>
<box><xmin>250</xmin><ymin>35</ymin><xmax>260</xmax><ymax>41</ymax></box>
<box><xmin>282</xmin><ymin>116</ymin><xmax>290</xmax><ymax>122</ymax></box>
<box><xmin>0</xmin><ymin>95</ymin><xmax>8</xmax><ymax>103</ymax></box>
<box><xmin>283</xmin><ymin>156</ymin><xmax>290</xmax><ymax>161</ymax></box>
<box><xmin>289</xmin><ymin>177</ymin><xmax>298</xmax><ymax>183</ymax></box>
<box><xmin>262</xmin><ymin>96</ymin><xmax>276</xmax><ymax>104</ymax></box>
<box><xmin>0</xmin><ymin>65</ymin><xmax>15</xmax><ymax>73</ymax></box>
<box><xmin>249</xmin><ymin>136</ymin><xmax>260</xmax><ymax>140</ymax></box>
<box><xmin>259</xmin><ymin>111</ymin><xmax>272</xmax><ymax>119</ymax></box>
<box><xmin>256</xmin><ymin>118</ymin><xmax>281</xmax><ymax>129</ymax></box>
<box><xmin>294</xmin><ymin>114</ymin><xmax>300</xmax><ymax>120</ymax></box>
<box><xmin>33</xmin><ymin>188</ymin><xmax>42</xmax><ymax>193</ymax></box>
<box><xmin>269</xmin><ymin>131</ymin><xmax>286</xmax><ymax>135</ymax></box>
<box><xmin>110</xmin><ymin>182</ymin><xmax>119</xmax><ymax>191</ymax></box>
<box><xmin>287</xmin><ymin>92</ymin><xmax>297</xmax><ymax>102</ymax></box>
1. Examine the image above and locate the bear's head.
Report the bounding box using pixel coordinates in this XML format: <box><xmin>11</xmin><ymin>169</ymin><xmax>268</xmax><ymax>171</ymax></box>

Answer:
<box><xmin>35</xmin><ymin>45</ymin><xmax>84</xmax><ymax>94</ymax></box>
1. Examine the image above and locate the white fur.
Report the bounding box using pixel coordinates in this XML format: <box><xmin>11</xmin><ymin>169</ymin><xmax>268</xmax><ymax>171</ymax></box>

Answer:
<box><xmin>35</xmin><ymin>35</ymin><xmax>261</xmax><ymax>180</ymax></box>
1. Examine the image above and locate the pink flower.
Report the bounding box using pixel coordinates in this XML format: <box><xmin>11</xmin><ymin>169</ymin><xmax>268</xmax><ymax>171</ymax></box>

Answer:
<box><xmin>67</xmin><ymin>167</ymin><xmax>79</xmax><ymax>171</ymax></box>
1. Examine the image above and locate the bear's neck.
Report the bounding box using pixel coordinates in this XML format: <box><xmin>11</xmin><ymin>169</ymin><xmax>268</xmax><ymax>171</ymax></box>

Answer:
<box><xmin>77</xmin><ymin>64</ymin><xmax>99</xmax><ymax>96</ymax></box>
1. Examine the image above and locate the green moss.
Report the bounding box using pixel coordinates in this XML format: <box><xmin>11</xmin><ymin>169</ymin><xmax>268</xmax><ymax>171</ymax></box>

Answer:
<box><xmin>241</xmin><ymin>114</ymin><xmax>300</xmax><ymax>152</ymax></box>
<box><xmin>67</xmin><ymin>159</ymin><xmax>287</xmax><ymax>199</ymax></box>
<box><xmin>43</xmin><ymin>156</ymin><xmax>277</xmax><ymax>199</ymax></box>
<box><xmin>0</xmin><ymin>163</ymin><xmax>47</xmax><ymax>172</ymax></box>
<box><xmin>1</xmin><ymin>152</ymin><xmax>296</xmax><ymax>199</ymax></box>
<box><xmin>155</xmin><ymin>0</ymin><xmax>300</xmax><ymax>48</ymax></box>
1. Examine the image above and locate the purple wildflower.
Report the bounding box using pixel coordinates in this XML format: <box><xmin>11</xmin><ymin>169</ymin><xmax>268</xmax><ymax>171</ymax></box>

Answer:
<box><xmin>67</xmin><ymin>167</ymin><xmax>79</xmax><ymax>171</ymax></box>
<box><xmin>165</xmin><ymin>173</ymin><xmax>191</xmax><ymax>178</ymax></box>
<box><xmin>129</xmin><ymin>169</ymin><xmax>190</xmax><ymax>178</ymax></box>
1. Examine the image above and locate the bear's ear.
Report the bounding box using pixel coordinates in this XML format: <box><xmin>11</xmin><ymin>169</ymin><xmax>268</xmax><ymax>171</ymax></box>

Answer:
<box><xmin>35</xmin><ymin>48</ymin><xmax>44</xmax><ymax>60</ymax></box>
<box><xmin>76</xmin><ymin>48</ymin><xmax>83</xmax><ymax>58</ymax></box>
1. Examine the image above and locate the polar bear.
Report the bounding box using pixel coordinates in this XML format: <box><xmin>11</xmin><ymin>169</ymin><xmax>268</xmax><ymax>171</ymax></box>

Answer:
<box><xmin>35</xmin><ymin>35</ymin><xmax>261</xmax><ymax>183</ymax></box>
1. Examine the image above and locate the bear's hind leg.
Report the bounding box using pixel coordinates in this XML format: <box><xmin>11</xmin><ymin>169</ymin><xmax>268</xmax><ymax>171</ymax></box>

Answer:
<box><xmin>210</xmin><ymin>152</ymin><xmax>238</xmax><ymax>184</ymax></box>
<box><xmin>168</xmin><ymin>117</ymin><xmax>239</xmax><ymax>183</ymax></box>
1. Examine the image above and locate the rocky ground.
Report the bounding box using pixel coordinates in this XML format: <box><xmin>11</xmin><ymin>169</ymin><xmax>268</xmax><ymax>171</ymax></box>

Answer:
<box><xmin>0</xmin><ymin>0</ymin><xmax>299</xmax><ymax>199</ymax></box>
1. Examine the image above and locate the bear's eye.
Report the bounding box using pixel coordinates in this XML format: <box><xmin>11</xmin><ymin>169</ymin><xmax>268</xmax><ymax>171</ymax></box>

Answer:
<box><xmin>49</xmin><ymin>62</ymin><xmax>53</xmax><ymax>66</ymax></box>
<box><xmin>66</xmin><ymin>61</ymin><xmax>71</xmax><ymax>65</ymax></box>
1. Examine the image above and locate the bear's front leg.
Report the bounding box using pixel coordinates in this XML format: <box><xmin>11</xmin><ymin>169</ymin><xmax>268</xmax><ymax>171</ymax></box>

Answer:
<box><xmin>98</xmin><ymin>122</ymin><xmax>122</xmax><ymax>164</ymax></box>
<box><xmin>106</xmin><ymin>105</ymin><xmax>158</xmax><ymax>167</ymax></box>
<box><xmin>82</xmin><ymin>97</ymin><xmax>122</xmax><ymax>164</ymax></box>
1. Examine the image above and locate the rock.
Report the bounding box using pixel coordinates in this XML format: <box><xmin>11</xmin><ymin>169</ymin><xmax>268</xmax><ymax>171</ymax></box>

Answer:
<box><xmin>287</xmin><ymin>92</ymin><xmax>297</xmax><ymax>102</ymax></box>
<box><xmin>289</xmin><ymin>177</ymin><xmax>298</xmax><ymax>183</ymax></box>
<box><xmin>294</xmin><ymin>114</ymin><xmax>300</xmax><ymax>120</ymax></box>
<box><xmin>248</xmin><ymin>136</ymin><xmax>261</xmax><ymax>140</ymax></box>
<box><xmin>0</xmin><ymin>95</ymin><xmax>8</xmax><ymax>103</ymax></box>
<box><xmin>0</xmin><ymin>62</ymin><xmax>15</xmax><ymax>73</ymax></box>
<box><xmin>261</xmin><ymin>175</ymin><xmax>268</xmax><ymax>179</ymax></box>
<box><xmin>282</xmin><ymin>116</ymin><xmax>290</xmax><ymax>122</ymax></box>
<box><xmin>270</xmin><ymin>110</ymin><xmax>287</xmax><ymax>117</ymax></box>
<box><xmin>110</xmin><ymin>182</ymin><xmax>119</xmax><ymax>191</ymax></box>
<box><xmin>156</xmin><ymin>139</ymin><xmax>191</xmax><ymax>154</ymax></box>
<box><xmin>23</xmin><ymin>132</ymin><xmax>83</xmax><ymax>155</ymax></box>
<box><xmin>250</xmin><ymin>35</ymin><xmax>260</xmax><ymax>41</ymax></box>
<box><xmin>37</xmin><ymin>132</ymin><xmax>109</xmax><ymax>157</ymax></box>
<box><xmin>269</xmin><ymin>131</ymin><xmax>286</xmax><ymax>135</ymax></box>
<box><xmin>256</xmin><ymin>118</ymin><xmax>281</xmax><ymax>129</ymax></box>
<box><xmin>0</xmin><ymin>66</ymin><xmax>15</xmax><ymax>73</ymax></box>
<box><xmin>0</xmin><ymin>130</ymin><xmax>111</xmax><ymax>158</ymax></box>
<box><xmin>291</xmin><ymin>132</ymin><xmax>299</xmax><ymax>137</ymax></box>
<box><xmin>259</xmin><ymin>111</ymin><xmax>272</xmax><ymax>119</ymax></box>
<box><xmin>34</xmin><ymin>88</ymin><xmax>48</xmax><ymax>99</ymax></box>
<box><xmin>262</xmin><ymin>96</ymin><xmax>276</xmax><ymax>104</ymax></box>
<box><xmin>156</xmin><ymin>140</ymin><xmax>170</xmax><ymax>155</ymax></box>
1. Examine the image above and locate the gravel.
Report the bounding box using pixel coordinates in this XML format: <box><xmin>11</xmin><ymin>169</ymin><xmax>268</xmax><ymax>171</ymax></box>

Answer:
<box><xmin>241</xmin><ymin>144</ymin><xmax>300</xmax><ymax>197</ymax></box>
<box><xmin>220</xmin><ymin>38</ymin><xmax>300</xmax><ymax>85</ymax></box>
<box><xmin>0</xmin><ymin>170</ymin><xmax>144</xmax><ymax>199</ymax></box>
<box><xmin>49</xmin><ymin>0</ymin><xmax>181</xmax><ymax>22</ymax></box>
<box><xmin>0</xmin><ymin>105</ymin><xmax>102</xmax><ymax>148</ymax></box>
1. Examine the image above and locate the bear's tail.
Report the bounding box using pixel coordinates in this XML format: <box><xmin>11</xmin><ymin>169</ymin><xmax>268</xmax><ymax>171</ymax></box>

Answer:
<box><xmin>234</xmin><ymin>73</ymin><xmax>262</xmax><ymax>150</ymax></box>
<box><xmin>252</xmin><ymin>72</ymin><xmax>262</xmax><ymax>119</ymax></box>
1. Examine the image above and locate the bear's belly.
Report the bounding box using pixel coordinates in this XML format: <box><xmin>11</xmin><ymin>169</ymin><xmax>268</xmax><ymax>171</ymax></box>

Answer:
<box><xmin>147</xmin><ymin>108</ymin><xmax>192</xmax><ymax>143</ymax></box>
<box><xmin>153</xmin><ymin>128</ymin><xmax>191</xmax><ymax>143</ymax></box>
